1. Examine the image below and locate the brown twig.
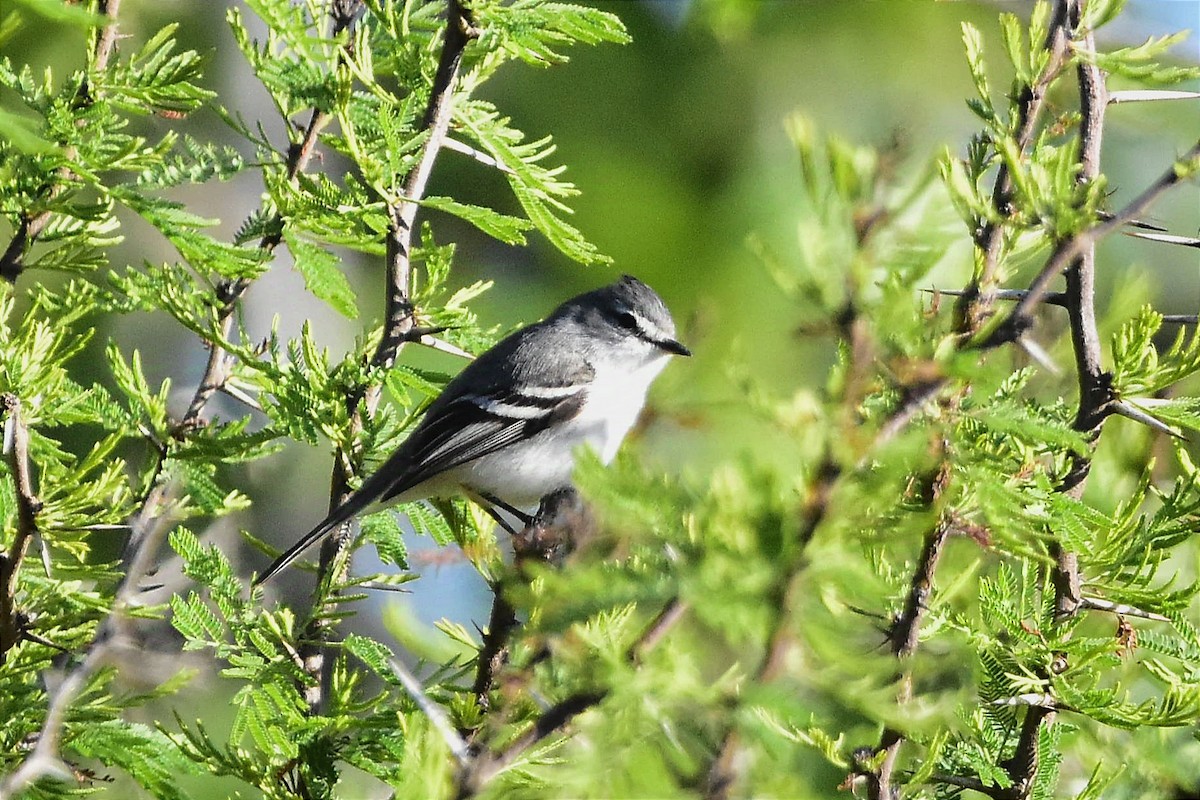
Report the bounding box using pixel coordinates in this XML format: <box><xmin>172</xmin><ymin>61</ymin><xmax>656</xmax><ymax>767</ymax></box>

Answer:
<box><xmin>180</xmin><ymin>1</ymin><xmax>369</xmax><ymax>431</ymax></box>
<box><xmin>0</xmin><ymin>395</ymin><xmax>43</xmax><ymax>664</ymax></box>
<box><xmin>955</xmin><ymin>0</ymin><xmax>1072</xmax><ymax>333</ymax></box>
<box><xmin>455</xmin><ymin>689</ymin><xmax>607</xmax><ymax>799</ymax></box>
<box><xmin>301</xmin><ymin>0</ymin><xmax>480</xmax><ymax>713</ymax></box>
<box><xmin>471</xmin><ymin>587</ymin><xmax>519</xmax><ymax>713</ymax></box>
<box><xmin>180</xmin><ymin>105</ymin><xmax>331</xmax><ymax>429</ymax></box>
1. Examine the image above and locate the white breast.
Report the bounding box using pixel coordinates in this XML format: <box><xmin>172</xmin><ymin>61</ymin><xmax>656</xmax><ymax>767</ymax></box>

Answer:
<box><xmin>448</xmin><ymin>351</ymin><xmax>671</xmax><ymax>505</ymax></box>
<box><xmin>573</xmin><ymin>353</ymin><xmax>670</xmax><ymax>463</ymax></box>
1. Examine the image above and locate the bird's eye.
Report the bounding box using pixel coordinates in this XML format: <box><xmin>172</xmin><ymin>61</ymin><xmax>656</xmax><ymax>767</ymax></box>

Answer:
<box><xmin>614</xmin><ymin>311</ymin><xmax>640</xmax><ymax>332</ymax></box>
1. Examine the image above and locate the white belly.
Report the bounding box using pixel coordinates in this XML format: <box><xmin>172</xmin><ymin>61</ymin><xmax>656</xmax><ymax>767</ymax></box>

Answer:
<box><xmin>444</xmin><ymin>353</ymin><xmax>671</xmax><ymax>505</ymax></box>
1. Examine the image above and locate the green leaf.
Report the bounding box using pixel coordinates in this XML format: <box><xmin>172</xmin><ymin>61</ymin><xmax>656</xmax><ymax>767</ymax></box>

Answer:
<box><xmin>421</xmin><ymin>196</ymin><xmax>531</xmax><ymax>246</ymax></box>
<box><xmin>360</xmin><ymin>510</ymin><xmax>408</xmax><ymax>568</ymax></box>
<box><xmin>284</xmin><ymin>229</ymin><xmax>359</xmax><ymax>319</ymax></box>
<box><xmin>343</xmin><ymin>633</ymin><xmax>399</xmax><ymax>682</ymax></box>
<box><xmin>0</xmin><ymin>105</ymin><xmax>57</xmax><ymax>153</ymax></box>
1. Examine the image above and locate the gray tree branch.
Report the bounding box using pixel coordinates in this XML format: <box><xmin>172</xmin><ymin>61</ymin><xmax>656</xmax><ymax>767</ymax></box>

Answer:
<box><xmin>302</xmin><ymin>0</ymin><xmax>480</xmax><ymax>714</ymax></box>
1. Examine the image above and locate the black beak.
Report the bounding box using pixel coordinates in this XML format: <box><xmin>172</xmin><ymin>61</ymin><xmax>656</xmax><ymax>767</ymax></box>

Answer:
<box><xmin>658</xmin><ymin>338</ymin><xmax>692</xmax><ymax>357</ymax></box>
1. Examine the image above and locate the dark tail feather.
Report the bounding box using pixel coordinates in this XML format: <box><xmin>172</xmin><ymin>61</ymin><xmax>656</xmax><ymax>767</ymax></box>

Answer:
<box><xmin>253</xmin><ymin>447</ymin><xmax>421</xmax><ymax>585</ymax></box>
<box><xmin>253</xmin><ymin>489</ymin><xmax>379</xmax><ymax>586</ymax></box>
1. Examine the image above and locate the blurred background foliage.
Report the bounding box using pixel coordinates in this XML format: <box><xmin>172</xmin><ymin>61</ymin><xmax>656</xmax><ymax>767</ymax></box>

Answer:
<box><xmin>2</xmin><ymin>0</ymin><xmax>1199</xmax><ymax>798</ymax></box>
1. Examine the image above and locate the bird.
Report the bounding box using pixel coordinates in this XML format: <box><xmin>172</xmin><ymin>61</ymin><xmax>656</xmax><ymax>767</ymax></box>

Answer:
<box><xmin>254</xmin><ymin>275</ymin><xmax>690</xmax><ymax>584</ymax></box>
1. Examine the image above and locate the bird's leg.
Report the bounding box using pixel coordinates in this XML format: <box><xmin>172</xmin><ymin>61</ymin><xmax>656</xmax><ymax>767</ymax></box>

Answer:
<box><xmin>476</xmin><ymin>491</ymin><xmax>535</xmax><ymax>530</ymax></box>
<box><xmin>479</xmin><ymin>503</ymin><xmax>522</xmax><ymax>537</ymax></box>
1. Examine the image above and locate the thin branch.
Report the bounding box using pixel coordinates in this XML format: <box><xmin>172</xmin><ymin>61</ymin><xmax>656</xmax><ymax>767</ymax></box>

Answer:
<box><xmin>0</xmin><ymin>395</ymin><xmax>42</xmax><ymax>664</ymax></box>
<box><xmin>388</xmin><ymin>658</ymin><xmax>471</xmax><ymax>768</ymax></box>
<box><xmin>928</xmin><ymin>773</ymin><xmax>1011</xmax><ymax>799</ymax></box>
<box><xmin>632</xmin><ymin>597</ymin><xmax>689</xmax><ymax>663</ymax></box>
<box><xmin>180</xmin><ymin>106</ymin><xmax>331</xmax><ymax>429</ymax></box>
<box><xmin>955</xmin><ymin>0</ymin><xmax>1072</xmax><ymax>332</ymax></box>
<box><xmin>990</xmin><ymin>137</ymin><xmax>1200</xmax><ymax>348</ymax></box>
<box><xmin>91</xmin><ymin>0</ymin><xmax>125</xmax><ymax>73</ymax></box>
<box><xmin>472</xmin><ymin>489</ymin><xmax>592</xmax><ymax>718</ymax></box>
<box><xmin>1078</xmin><ymin>596</ymin><xmax>1169</xmax><ymax>622</ymax></box>
<box><xmin>879</xmin><ymin>139</ymin><xmax>1199</xmax><ymax>451</ymax></box>
<box><xmin>457</xmin><ymin>594</ymin><xmax>686</xmax><ymax>799</ymax></box>
<box><xmin>456</xmin><ymin>690</ymin><xmax>606</xmax><ymax>798</ymax></box>
<box><xmin>872</xmin><ymin>473</ymin><xmax>952</xmax><ymax>799</ymax></box>
<box><xmin>873</xmin><ymin>379</ymin><xmax>945</xmax><ymax>451</ymax></box>
<box><xmin>471</xmin><ymin>586</ymin><xmax>518</xmax><ymax>713</ymax></box>
<box><xmin>0</xmin><ymin>487</ymin><xmax>178</xmax><ymax>798</ymax></box>
<box><xmin>370</xmin><ymin>0</ymin><xmax>479</xmax><ymax>375</ymax></box>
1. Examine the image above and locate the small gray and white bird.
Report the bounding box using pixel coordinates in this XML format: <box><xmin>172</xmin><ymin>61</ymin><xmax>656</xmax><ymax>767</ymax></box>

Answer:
<box><xmin>255</xmin><ymin>275</ymin><xmax>689</xmax><ymax>584</ymax></box>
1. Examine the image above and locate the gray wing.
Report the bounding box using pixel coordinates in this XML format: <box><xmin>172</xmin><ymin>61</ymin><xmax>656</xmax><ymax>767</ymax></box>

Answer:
<box><xmin>254</xmin><ymin>327</ymin><xmax>593</xmax><ymax>584</ymax></box>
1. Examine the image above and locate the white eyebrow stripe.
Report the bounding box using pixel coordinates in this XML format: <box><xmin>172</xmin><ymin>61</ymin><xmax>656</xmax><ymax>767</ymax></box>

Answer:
<box><xmin>635</xmin><ymin>315</ymin><xmax>671</xmax><ymax>342</ymax></box>
<box><xmin>615</xmin><ymin>304</ymin><xmax>668</xmax><ymax>341</ymax></box>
